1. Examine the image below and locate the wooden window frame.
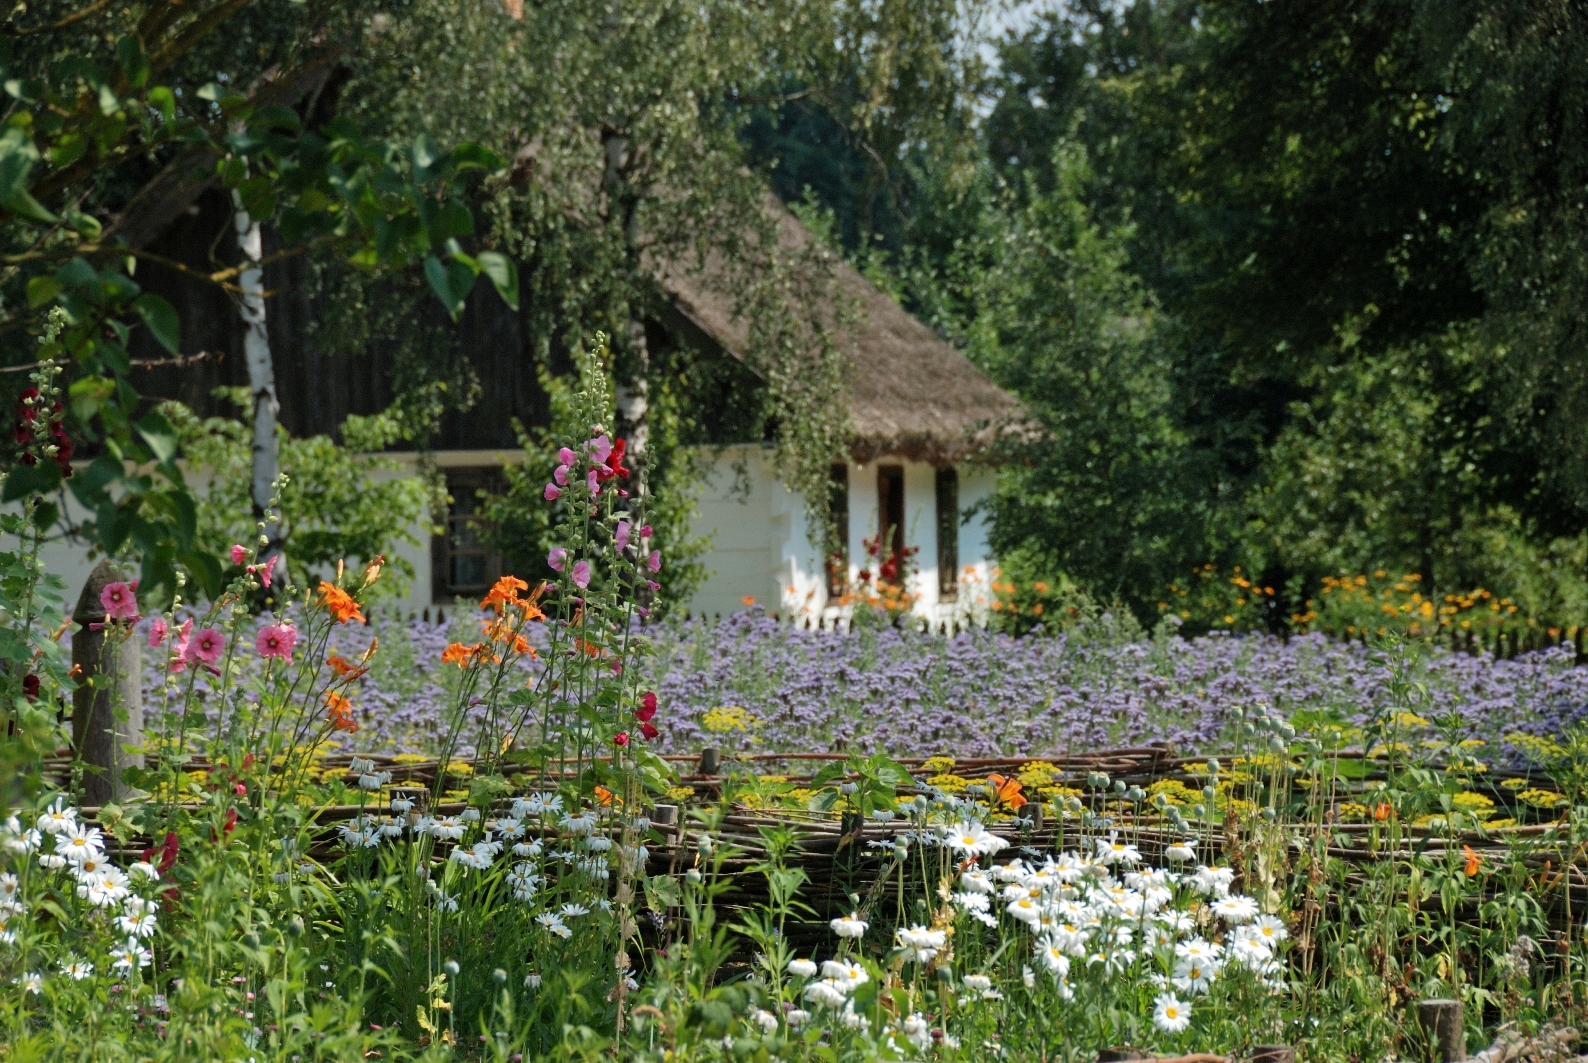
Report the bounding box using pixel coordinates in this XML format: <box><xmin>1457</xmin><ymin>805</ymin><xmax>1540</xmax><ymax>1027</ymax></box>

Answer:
<box><xmin>826</xmin><ymin>463</ymin><xmax>849</xmax><ymax>598</ymax></box>
<box><xmin>431</xmin><ymin>466</ymin><xmax>506</xmax><ymax>602</ymax></box>
<box><xmin>876</xmin><ymin>464</ymin><xmax>906</xmax><ymax>583</ymax></box>
<box><xmin>935</xmin><ymin>466</ymin><xmax>959</xmax><ymax>600</ymax></box>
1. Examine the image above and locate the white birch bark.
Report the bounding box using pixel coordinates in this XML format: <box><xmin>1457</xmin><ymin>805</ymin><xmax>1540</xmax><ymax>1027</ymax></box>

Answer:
<box><xmin>232</xmin><ymin>190</ymin><xmax>282</xmax><ymax>555</ymax></box>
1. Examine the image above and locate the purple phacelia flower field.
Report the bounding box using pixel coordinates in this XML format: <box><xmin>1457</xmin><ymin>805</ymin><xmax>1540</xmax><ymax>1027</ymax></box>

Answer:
<box><xmin>190</xmin><ymin>608</ymin><xmax>1583</xmax><ymax>760</ymax></box>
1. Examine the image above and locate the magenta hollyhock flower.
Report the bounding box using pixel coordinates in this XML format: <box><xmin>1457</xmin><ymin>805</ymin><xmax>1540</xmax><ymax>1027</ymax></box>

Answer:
<box><xmin>639</xmin><ymin>525</ymin><xmax>652</xmax><ymax>538</ymax></box>
<box><xmin>147</xmin><ymin>617</ymin><xmax>169</xmax><ymax>648</ymax></box>
<box><xmin>571</xmin><ymin>560</ymin><xmax>591</xmax><ymax>589</ymax></box>
<box><xmin>557</xmin><ymin>447</ymin><xmax>577</xmax><ymax>466</ymax></box>
<box><xmin>587</xmin><ymin>435</ymin><xmax>612</xmax><ymax>464</ymax></box>
<box><xmin>553</xmin><ymin>465</ymin><xmax>569</xmax><ymax>486</ymax></box>
<box><xmin>647</xmin><ymin>550</ymin><xmax>661</xmax><ymax>573</ymax></box>
<box><xmin>614</xmin><ymin>520</ymin><xmax>631</xmax><ymax>551</ymax></box>
<box><xmin>257</xmin><ymin>554</ymin><xmax>278</xmax><ymax>588</ymax></box>
<box><xmin>230</xmin><ymin>544</ymin><xmax>248</xmax><ymax>565</ymax></box>
<box><xmin>547</xmin><ymin>547</ymin><xmax>567</xmax><ymax>572</ymax></box>
<box><xmin>100</xmin><ymin>581</ymin><xmax>138</xmax><ymax>621</ymax></box>
<box><xmin>586</xmin><ymin>469</ymin><xmax>600</xmax><ymax>496</ymax></box>
<box><xmin>186</xmin><ymin>628</ymin><xmax>225</xmax><ymax>666</ymax></box>
<box><xmin>254</xmin><ymin>623</ymin><xmax>297</xmax><ymax>661</ymax></box>
<box><xmin>544</xmin><ymin>483</ymin><xmax>561</xmax><ymax>501</ymax></box>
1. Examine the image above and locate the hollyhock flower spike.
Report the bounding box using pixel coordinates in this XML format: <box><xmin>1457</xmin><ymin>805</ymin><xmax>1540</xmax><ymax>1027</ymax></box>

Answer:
<box><xmin>229</xmin><ymin>544</ymin><xmax>248</xmax><ymax>565</ymax></box>
<box><xmin>167</xmin><ymin>619</ymin><xmax>194</xmax><ymax>672</ymax></box>
<box><xmin>571</xmin><ymin>560</ymin><xmax>591</xmax><ymax>590</ymax></box>
<box><xmin>547</xmin><ymin>547</ymin><xmax>567</xmax><ymax>572</ymax></box>
<box><xmin>100</xmin><ymin>581</ymin><xmax>138</xmax><ymax>621</ymax></box>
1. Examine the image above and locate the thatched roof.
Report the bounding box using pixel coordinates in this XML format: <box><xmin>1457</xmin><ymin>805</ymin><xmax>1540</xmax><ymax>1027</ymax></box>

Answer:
<box><xmin>650</xmin><ymin>202</ymin><xmax>1026</xmax><ymax>466</ymax></box>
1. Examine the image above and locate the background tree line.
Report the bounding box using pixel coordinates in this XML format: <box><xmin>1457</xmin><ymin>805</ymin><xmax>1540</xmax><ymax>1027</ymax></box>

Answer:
<box><xmin>4</xmin><ymin>0</ymin><xmax>1585</xmax><ymax>630</ymax></box>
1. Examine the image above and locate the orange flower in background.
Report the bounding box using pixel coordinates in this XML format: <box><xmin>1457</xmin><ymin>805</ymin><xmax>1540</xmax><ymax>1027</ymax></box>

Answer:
<box><xmin>574</xmin><ymin>636</ymin><xmax>607</xmax><ymax>658</ymax></box>
<box><xmin>593</xmin><ymin>785</ymin><xmax>621</xmax><ymax>807</ymax></box>
<box><xmin>1463</xmin><ymin>845</ymin><xmax>1481</xmax><ymax>878</ymax></box>
<box><xmin>326</xmin><ymin>654</ymin><xmax>370</xmax><ymax>680</ymax></box>
<box><xmin>482</xmin><ymin>575</ymin><xmax>529</xmax><ymax>613</ymax></box>
<box><xmin>324</xmin><ymin>691</ymin><xmax>358</xmax><ymax>733</ymax></box>
<box><xmin>318</xmin><ymin>581</ymin><xmax>365</xmax><ymax>625</ymax></box>
<box><xmin>441</xmin><ymin>642</ymin><xmax>483</xmax><ymax>666</ymax></box>
<box><xmin>985</xmin><ymin>774</ymin><xmax>1028</xmax><ymax>811</ymax></box>
<box><xmin>1372</xmin><ymin>802</ymin><xmax>1393</xmax><ymax>821</ymax></box>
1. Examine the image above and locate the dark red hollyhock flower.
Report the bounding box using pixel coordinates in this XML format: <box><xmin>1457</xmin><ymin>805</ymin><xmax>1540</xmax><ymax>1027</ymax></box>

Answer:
<box><xmin>639</xmin><ymin>722</ymin><xmax>659</xmax><ymax>741</ymax></box>
<box><xmin>22</xmin><ymin>673</ymin><xmax>39</xmax><ymax>701</ymax></box>
<box><xmin>13</xmin><ymin>388</ymin><xmax>74</xmax><ymax>476</ymax></box>
<box><xmin>635</xmin><ymin>691</ymin><xmax>657</xmax><ymax>722</ymax></box>
<box><xmin>143</xmin><ymin>831</ymin><xmax>180</xmax><ymax>874</ymax></box>
<box><xmin>614</xmin><ymin>731</ymin><xmax>630</xmax><ymax>747</ymax></box>
<box><xmin>596</xmin><ymin>438</ymin><xmax>630</xmax><ymax>482</ymax></box>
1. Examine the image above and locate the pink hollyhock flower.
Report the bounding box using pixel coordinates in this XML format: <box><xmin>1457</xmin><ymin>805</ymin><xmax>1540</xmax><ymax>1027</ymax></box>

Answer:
<box><xmin>639</xmin><ymin>525</ymin><xmax>653</xmax><ymax>538</ymax></box>
<box><xmin>571</xmin><ymin>560</ymin><xmax>591</xmax><ymax>589</ymax></box>
<box><xmin>587</xmin><ymin>469</ymin><xmax>600</xmax><ymax>496</ymax></box>
<box><xmin>553</xmin><ymin>465</ymin><xmax>569</xmax><ymax>486</ymax></box>
<box><xmin>614</xmin><ymin>731</ymin><xmax>629</xmax><ymax>747</ymax></box>
<box><xmin>168</xmin><ymin>619</ymin><xmax>194</xmax><ymax>672</ymax></box>
<box><xmin>647</xmin><ymin>550</ymin><xmax>661</xmax><ymax>573</ymax></box>
<box><xmin>100</xmin><ymin>581</ymin><xmax>138</xmax><ymax>621</ymax></box>
<box><xmin>254</xmin><ymin>623</ymin><xmax>297</xmax><ymax>661</ymax></box>
<box><xmin>587</xmin><ymin>435</ymin><xmax>612</xmax><ymax>464</ymax></box>
<box><xmin>147</xmin><ymin>617</ymin><xmax>169</xmax><ymax>648</ymax></box>
<box><xmin>258</xmin><ymin>554</ymin><xmax>277</xmax><ymax>589</ymax></box>
<box><xmin>547</xmin><ymin>547</ymin><xmax>567</xmax><ymax>572</ymax></box>
<box><xmin>186</xmin><ymin>628</ymin><xmax>225</xmax><ymax>666</ymax></box>
<box><xmin>544</xmin><ymin>483</ymin><xmax>561</xmax><ymax>501</ymax></box>
<box><xmin>639</xmin><ymin>722</ymin><xmax>659</xmax><ymax>741</ymax></box>
<box><xmin>558</xmin><ymin>447</ymin><xmax>577</xmax><ymax>466</ymax></box>
<box><xmin>636</xmin><ymin>691</ymin><xmax>657</xmax><ymax>722</ymax></box>
<box><xmin>614</xmin><ymin>520</ymin><xmax>631</xmax><ymax>551</ymax></box>
<box><xmin>229</xmin><ymin>544</ymin><xmax>248</xmax><ymax>565</ymax></box>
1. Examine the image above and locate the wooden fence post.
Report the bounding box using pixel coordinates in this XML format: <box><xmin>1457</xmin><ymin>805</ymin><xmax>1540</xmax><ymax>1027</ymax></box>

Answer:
<box><xmin>71</xmin><ymin>560</ymin><xmax>143</xmax><ymax>806</ymax></box>
<box><xmin>1415</xmin><ymin>998</ymin><xmax>1465</xmax><ymax>1062</ymax></box>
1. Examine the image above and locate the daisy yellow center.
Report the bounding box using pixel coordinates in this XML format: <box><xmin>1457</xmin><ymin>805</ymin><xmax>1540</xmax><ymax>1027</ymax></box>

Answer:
<box><xmin>1165</xmin><ymin>1006</ymin><xmax>1180</xmax><ymax>1019</ymax></box>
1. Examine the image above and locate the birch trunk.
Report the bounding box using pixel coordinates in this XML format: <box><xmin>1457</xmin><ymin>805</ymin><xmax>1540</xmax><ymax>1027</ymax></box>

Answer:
<box><xmin>232</xmin><ymin>191</ymin><xmax>282</xmax><ymax>557</ymax></box>
<box><xmin>602</xmin><ymin>126</ymin><xmax>649</xmax><ymax>456</ymax></box>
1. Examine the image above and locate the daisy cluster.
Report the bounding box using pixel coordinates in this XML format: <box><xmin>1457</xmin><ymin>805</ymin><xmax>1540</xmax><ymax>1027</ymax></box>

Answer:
<box><xmin>2</xmin><ymin>798</ymin><xmax>166</xmax><ymax>993</ymax></box>
<box><xmin>949</xmin><ymin>830</ymin><xmax>1287</xmax><ymax>1034</ymax></box>
<box><xmin>327</xmin><ymin>791</ymin><xmax>648</xmax><ymax>936</ymax></box>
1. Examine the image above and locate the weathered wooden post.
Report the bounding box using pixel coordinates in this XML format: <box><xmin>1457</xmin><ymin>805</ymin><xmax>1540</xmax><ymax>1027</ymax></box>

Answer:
<box><xmin>1250</xmin><ymin>1045</ymin><xmax>1295</xmax><ymax>1063</ymax></box>
<box><xmin>698</xmin><ymin>747</ymin><xmax>720</xmax><ymax>776</ymax></box>
<box><xmin>72</xmin><ymin>560</ymin><xmax>143</xmax><ymax>806</ymax></box>
<box><xmin>1416</xmin><ymin>998</ymin><xmax>1465</xmax><ymax>1062</ymax></box>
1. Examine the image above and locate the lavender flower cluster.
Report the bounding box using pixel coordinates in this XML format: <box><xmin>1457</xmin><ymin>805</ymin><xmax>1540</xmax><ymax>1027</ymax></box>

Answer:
<box><xmin>128</xmin><ymin>608</ymin><xmax>1588</xmax><ymax>760</ymax></box>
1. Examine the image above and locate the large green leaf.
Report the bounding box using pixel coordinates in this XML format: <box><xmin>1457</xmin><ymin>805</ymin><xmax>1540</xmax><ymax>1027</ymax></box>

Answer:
<box><xmin>0</xmin><ymin>127</ymin><xmax>54</xmax><ymax>223</ymax></box>
<box><xmin>422</xmin><ymin>254</ymin><xmax>475</xmax><ymax>321</ymax></box>
<box><xmin>476</xmin><ymin>251</ymin><xmax>519</xmax><ymax>311</ymax></box>
<box><xmin>1</xmin><ymin>462</ymin><xmax>61</xmax><ymax>503</ymax></box>
<box><xmin>134</xmin><ymin>411</ymin><xmax>180</xmax><ymax>465</ymax></box>
<box><xmin>132</xmin><ymin>294</ymin><xmax>180</xmax><ymax>354</ymax></box>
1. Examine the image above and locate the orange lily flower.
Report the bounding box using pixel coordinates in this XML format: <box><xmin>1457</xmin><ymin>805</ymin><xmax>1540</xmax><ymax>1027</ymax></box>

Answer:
<box><xmin>1462</xmin><ymin>845</ymin><xmax>1481</xmax><ymax>878</ymax></box>
<box><xmin>985</xmin><ymin>774</ymin><xmax>1028</xmax><ymax>811</ymax></box>
<box><xmin>317</xmin><ymin>581</ymin><xmax>365</xmax><ymax>625</ymax></box>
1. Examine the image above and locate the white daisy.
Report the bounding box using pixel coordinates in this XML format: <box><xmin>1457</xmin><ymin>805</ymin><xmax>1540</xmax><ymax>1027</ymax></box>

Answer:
<box><xmin>786</xmin><ymin>958</ymin><xmax>818</xmax><ymax>978</ymax></box>
<box><xmin>57</xmin><ymin>827</ymin><xmax>105</xmax><ymax>864</ymax></box>
<box><xmin>1211</xmin><ymin>894</ymin><xmax>1260</xmax><ymax>925</ymax></box>
<box><xmin>1153</xmin><ymin>991</ymin><xmax>1191</xmax><ymax>1033</ymax></box>
<box><xmin>62</xmin><ymin>960</ymin><xmax>93</xmax><ymax>980</ymax></box>
<box><xmin>37</xmin><ymin>798</ymin><xmax>77</xmax><ymax>836</ymax></box>
<box><xmin>426</xmin><ymin>817</ymin><xmax>466</xmax><ymax>842</ymax></box>
<box><xmin>830</xmin><ymin>912</ymin><xmax>868</xmax><ymax>939</ymax></box>
<box><xmin>19</xmin><ymin>971</ymin><xmax>43</xmax><ymax>994</ymax></box>
<box><xmin>1250</xmin><ymin>913</ymin><xmax>1288</xmax><ymax>944</ymax></box>
<box><xmin>944</xmin><ymin>821</ymin><xmax>1008</xmax><ymax>857</ymax></box>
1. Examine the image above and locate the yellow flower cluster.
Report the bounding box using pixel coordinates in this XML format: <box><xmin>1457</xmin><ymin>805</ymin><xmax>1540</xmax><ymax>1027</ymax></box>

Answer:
<box><xmin>702</xmin><ymin>705</ymin><xmax>756</xmax><ymax>734</ymax></box>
